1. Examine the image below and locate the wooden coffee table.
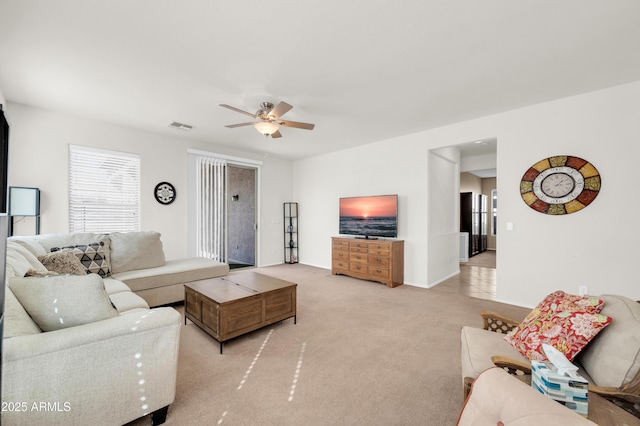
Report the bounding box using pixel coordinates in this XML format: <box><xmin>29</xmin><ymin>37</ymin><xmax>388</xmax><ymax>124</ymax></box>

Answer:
<box><xmin>184</xmin><ymin>272</ymin><xmax>297</xmax><ymax>353</ymax></box>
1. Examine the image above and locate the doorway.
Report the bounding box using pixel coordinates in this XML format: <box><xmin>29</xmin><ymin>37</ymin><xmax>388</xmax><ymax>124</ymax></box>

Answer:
<box><xmin>228</xmin><ymin>165</ymin><xmax>256</xmax><ymax>269</ymax></box>
<box><xmin>187</xmin><ymin>150</ymin><xmax>262</xmax><ymax>267</ymax></box>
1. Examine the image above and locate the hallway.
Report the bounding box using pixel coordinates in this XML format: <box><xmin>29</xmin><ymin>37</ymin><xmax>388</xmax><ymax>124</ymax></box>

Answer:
<box><xmin>433</xmin><ymin>250</ymin><xmax>496</xmax><ymax>301</ymax></box>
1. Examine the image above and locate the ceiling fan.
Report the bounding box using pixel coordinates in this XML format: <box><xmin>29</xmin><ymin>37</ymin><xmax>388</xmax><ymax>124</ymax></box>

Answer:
<box><xmin>220</xmin><ymin>101</ymin><xmax>315</xmax><ymax>138</ymax></box>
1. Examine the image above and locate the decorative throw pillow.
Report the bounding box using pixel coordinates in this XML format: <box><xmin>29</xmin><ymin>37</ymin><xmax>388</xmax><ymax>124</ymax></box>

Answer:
<box><xmin>504</xmin><ymin>291</ymin><xmax>612</xmax><ymax>361</ymax></box>
<box><xmin>109</xmin><ymin>231</ymin><xmax>165</xmax><ymax>273</ymax></box>
<box><xmin>526</xmin><ymin>290</ymin><xmax>605</xmax><ymax>317</ymax></box>
<box><xmin>37</xmin><ymin>249</ymin><xmax>86</xmax><ymax>275</ymax></box>
<box><xmin>51</xmin><ymin>240</ymin><xmax>111</xmax><ymax>277</ymax></box>
<box><xmin>25</xmin><ymin>268</ymin><xmax>60</xmax><ymax>277</ymax></box>
<box><xmin>8</xmin><ymin>274</ymin><xmax>118</xmax><ymax>332</ymax></box>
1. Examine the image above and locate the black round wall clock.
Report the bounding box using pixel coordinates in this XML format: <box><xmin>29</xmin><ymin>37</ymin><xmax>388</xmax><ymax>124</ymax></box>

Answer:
<box><xmin>520</xmin><ymin>155</ymin><xmax>600</xmax><ymax>215</ymax></box>
<box><xmin>154</xmin><ymin>182</ymin><xmax>176</xmax><ymax>205</ymax></box>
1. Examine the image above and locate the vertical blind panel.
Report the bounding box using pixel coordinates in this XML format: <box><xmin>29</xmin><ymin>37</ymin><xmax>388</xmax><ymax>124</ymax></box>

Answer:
<box><xmin>196</xmin><ymin>156</ymin><xmax>226</xmax><ymax>262</ymax></box>
<box><xmin>69</xmin><ymin>146</ymin><xmax>140</xmax><ymax>233</ymax></box>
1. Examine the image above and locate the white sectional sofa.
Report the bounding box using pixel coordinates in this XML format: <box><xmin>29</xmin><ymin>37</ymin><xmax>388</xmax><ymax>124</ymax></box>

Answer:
<box><xmin>1</xmin><ymin>231</ymin><xmax>229</xmax><ymax>425</ymax></box>
<box><xmin>9</xmin><ymin>231</ymin><xmax>230</xmax><ymax>307</ymax></box>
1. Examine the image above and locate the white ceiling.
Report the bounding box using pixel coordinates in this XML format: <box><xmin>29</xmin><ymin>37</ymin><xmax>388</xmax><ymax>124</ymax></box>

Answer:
<box><xmin>1</xmin><ymin>1</ymin><xmax>639</xmax><ymax>161</ymax></box>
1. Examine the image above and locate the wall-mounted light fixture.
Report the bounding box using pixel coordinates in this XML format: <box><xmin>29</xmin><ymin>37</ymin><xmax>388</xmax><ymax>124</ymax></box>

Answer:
<box><xmin>231</xmin><ymin>194</ymin><xmax>239</xmax><ymax>201</ymax></box>
<box><xmin>8</xmin><ymin>186</ymin><xmax>40</xmax><ymax>235</ymax></box>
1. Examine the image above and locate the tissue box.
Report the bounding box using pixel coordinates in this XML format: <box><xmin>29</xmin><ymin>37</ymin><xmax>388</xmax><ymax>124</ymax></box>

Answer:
<box><xmin>531</xmin><ymin>361</ymin><xmax>589</xmax><ymax>418</ymax></box>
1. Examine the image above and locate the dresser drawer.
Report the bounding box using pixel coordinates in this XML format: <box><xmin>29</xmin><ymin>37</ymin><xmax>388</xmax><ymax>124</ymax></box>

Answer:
<box><xmin>333</xmin><ymin>260</ymin><xmax>349</xmax><ymax>272</ymax></box>
<box><xmin>333</xmin><ymin>240</ymin><xmax>350</xmax><ymax>251</ymax></box>
<box><xmin>349</xmin><ymin>245</ymin><xmax>369</xmax><ymax>253</ymax></box>
<box><xmin>368</xmin><ymin>255</ymin><xmax>390</xmax><ymax>267</ymax></box>
<box><xmin>369</xmin><ymin>245</ymin><xmax>390</xmax><ymax>255</ymax></box>
<box><xmin>350</xmin><ymin>263</ymin><xmax>367</xmax><ymax>274</ymax></box>
<box><xmin>333</xmin><ymin>250</ymin><xmax>349</xmax><ymax>261</ymax></box>
<box><xmin>368</xmin><ymin>266</ymin><xmax>390</xmax><ymax>279</ymax></box>
<box><xmin>350</xmin><ymin>242</ymin><xmax>370</xmax><ymax>251</ymax></box>
<box><xmin>350</xmin><ymin>252</ymin><xmax>368</xmax><ymax>263</ymax></box>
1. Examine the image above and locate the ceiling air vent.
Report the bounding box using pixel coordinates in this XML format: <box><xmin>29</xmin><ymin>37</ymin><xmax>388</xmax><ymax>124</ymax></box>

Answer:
<box><xmin>169</xmin><ymin>121</ymin><xmax>193</xmax><ymax>131</ymax></box>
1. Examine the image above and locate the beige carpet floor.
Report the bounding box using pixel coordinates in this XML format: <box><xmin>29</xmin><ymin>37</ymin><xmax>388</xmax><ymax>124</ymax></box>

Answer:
<box><xmin>127</xmin><ymin>264</ymin><xmax>528</xmax><ymax>426</ymax></box>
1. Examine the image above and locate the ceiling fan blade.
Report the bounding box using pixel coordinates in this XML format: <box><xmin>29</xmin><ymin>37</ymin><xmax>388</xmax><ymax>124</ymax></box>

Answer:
<box><xmin>225</xmin><ymin>122</ymin><xmax>255</xmax><ymax>128</ymax></box>
<box><xmin>278</xmin><ymin>120</ymin><xmax>315</xmax><ymax>130</ymax></box>
<box><xmin>220</xmin><ymin>104</ymin><xmax>256</xmax><ymax>118</ymax></box>
<box><xmin>270</xmin><ymin>130</ymin><xmax>283</xmax><ymax>138</ymax></box>
<box><xmin>270</xmin><ymin>101</ymin><xmax>293</xmax><ymax>119</ymax></box>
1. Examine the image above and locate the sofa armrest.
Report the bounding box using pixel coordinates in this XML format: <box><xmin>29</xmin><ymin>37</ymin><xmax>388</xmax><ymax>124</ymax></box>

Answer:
<box><xmin>491</xmin><ymin>355</ymin><xmax>532</xmax><ymax>380</ymax></box>
<box><xmin>2</xmin><ymin>307</ymin><xmax>181</xmax><ymax>426</ymax></box>
<box><xmin>458</xmin><ymin>368</ymin><xmax>596</xmax><ymax>425</ymax></box>
<box><xmin>480</xmin><ymin>311</ymin><xmax>520</xmax><ymax>333</ymax></box>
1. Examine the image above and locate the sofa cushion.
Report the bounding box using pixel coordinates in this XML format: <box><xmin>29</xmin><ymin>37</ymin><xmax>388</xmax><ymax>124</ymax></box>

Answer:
<box><xmin>5</xmin><ymin>241</ymin><xmax>46</xmax><ymax>279</ymax></box>
<box><xmin>108</xmin><ymin>291</ymin><xmax>149</xmax><ymax>313</ymax></box>
<box><xmin>111</xmin><ymin>257</ymin><xmax>229</xmax><ymax>292</ymax></box>
<box><xmin>577</xmin><ymin>295</ymin><xmax>640</xmax><ymax>388</ymax></box>
<box><xmin>7</xmin><ymin>236</ymin><xmax>47</xmax><ymax>257</ymax></box>
<box><xmin>461</xmin><ymin>326</ymin><xmax>529</xmax><ymax>382</ymax></box>
<box><xmin>27</xmin><ymin>232</ymin><xmax>105</xmax><ymax>252</ymax></box>
<box><xmin>2</xmin><ymin>286</ymin><xmax>42</xmax><ymax>337</ymax></box>
<box><xmin>51</xmin><ymin>237</ymin><xmax>112</xmax><ymax>277</ymax></box>
<box><xmin>8</xmin><ymin>274</ymin><xmax>119</xmax><ymax>332</ymax></box>
<box><xmin>37</xmin><ymin>248</ymin><xmax>86</xmax><ymax>275</ymax></box>
<box><xmin>102</xmin><ymin>277</ymin><xmax>133</xmax><ymax>295</ymax></box>
<box><xmin>109</xmin><ymin>231</ymin><xmax>165</xmax><ymax>273</ymax></box>
<box><xmin>504</xmin><ymin>291</ymin><xmax>611</xmax><ymax>361</ymax></box>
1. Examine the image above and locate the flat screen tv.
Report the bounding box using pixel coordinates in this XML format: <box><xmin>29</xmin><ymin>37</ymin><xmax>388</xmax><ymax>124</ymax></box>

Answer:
<box><xmin>339</xmin><ymin>194</ymin><xmax>398</xmax><ymax>239</ymax></box>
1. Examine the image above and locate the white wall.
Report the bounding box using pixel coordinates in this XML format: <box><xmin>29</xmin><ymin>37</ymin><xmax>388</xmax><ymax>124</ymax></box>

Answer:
<box><xmin>293</xmin><ymin>136</ymin><xmax>432</xmax><ymax>286</ymax></box>
<box><xmin>294</xmin><ymin>80</ymin><xmax>640</xmax><ymax>307</ymax></box>
<box><xmin>5</xmin><ymin>102</ymin><xmax>293</xmax><ymax>265</ymax></box>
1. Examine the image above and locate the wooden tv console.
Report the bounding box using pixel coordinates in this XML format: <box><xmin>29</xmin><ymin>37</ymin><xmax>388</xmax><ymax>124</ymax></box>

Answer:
<box><xmin>331</xmin><ymin>237</ymin><xmax>404</xmax><ymax>287</ymax></box>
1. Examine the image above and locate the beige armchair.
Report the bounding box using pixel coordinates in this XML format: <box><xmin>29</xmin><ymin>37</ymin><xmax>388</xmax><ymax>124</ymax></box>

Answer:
<box><xmin>460</xmin><ymin>295</ymin><xmax>640</xmax><ymax>419</ymax></box>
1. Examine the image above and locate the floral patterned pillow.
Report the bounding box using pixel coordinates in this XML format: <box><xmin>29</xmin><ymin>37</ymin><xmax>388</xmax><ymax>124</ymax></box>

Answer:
<box><xmin>504</xmin><ymin>291</ymin><xmax>612</xmax><ymax>361</ymax></box>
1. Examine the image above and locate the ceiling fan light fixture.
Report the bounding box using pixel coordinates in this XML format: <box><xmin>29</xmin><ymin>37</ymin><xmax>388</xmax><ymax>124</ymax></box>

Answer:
<box><xmin>254</xmin><ymin>121</ymin><xmax>279</xmax><ymax>136</ymax></box>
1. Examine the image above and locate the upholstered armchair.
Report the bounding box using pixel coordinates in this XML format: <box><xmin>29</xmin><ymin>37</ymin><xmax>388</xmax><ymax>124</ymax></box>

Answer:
<box><xmin>460</xmin><ymin>295</ymin><xmax>640</xmax><ymax>419</ymax></box>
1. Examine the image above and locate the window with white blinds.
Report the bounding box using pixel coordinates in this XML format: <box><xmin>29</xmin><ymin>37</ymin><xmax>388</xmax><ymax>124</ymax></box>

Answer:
<box><xmin>69</xmin><ymin>145</ymin><xmax>140</xmax><ymax>233</ymax></box>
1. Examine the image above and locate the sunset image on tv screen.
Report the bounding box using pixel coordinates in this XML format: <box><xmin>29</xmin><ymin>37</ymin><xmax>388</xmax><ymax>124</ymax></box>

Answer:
<box><xmin>339</xmin><ymin>195</ymin><xmax>397</xmax><ymax>237</ymax></box>
<box><xmin>339</xmin><ymin>195</ymin><xmax>396</xmax><ymax>217</ymax></box>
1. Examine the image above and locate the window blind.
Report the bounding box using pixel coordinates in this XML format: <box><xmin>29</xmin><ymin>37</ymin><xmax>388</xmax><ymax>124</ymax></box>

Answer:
<box><xmin>69</xmin><ymin>145</ymin><xmax>140</xmax><ymax>233</ymax></box>
<box><xmin>195</xmin><ymin>155</ymin><xmax>227</xmax><ymax>262</ymax></box>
